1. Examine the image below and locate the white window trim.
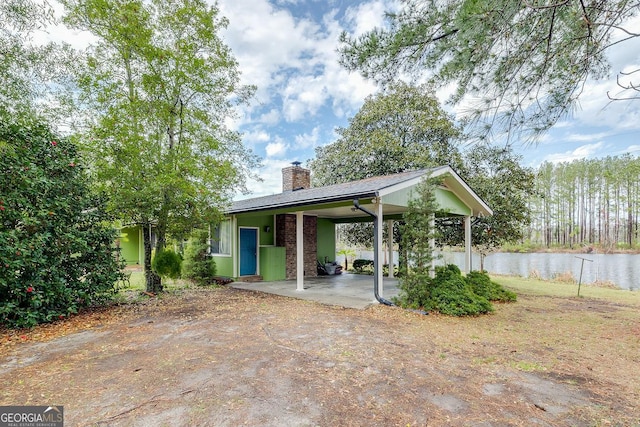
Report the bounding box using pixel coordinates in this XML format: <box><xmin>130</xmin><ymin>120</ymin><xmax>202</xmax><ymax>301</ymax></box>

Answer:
<box><xmin>210</xmin><ymin>220</ymin><xmax>232</xmax><ymax>257</ymax></box>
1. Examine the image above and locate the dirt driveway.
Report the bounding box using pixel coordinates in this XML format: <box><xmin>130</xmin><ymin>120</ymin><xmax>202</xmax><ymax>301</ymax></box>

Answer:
<box><xmin>1</xmin><ymin>286</ymin><xmax>639</xmax><ymax>426</ymax></box>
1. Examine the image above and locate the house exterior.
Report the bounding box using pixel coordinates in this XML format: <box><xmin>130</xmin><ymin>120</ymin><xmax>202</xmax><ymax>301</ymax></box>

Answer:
<box><xmin>211</xmin><ymin>164</ymin><xmax>492</xmax><ymax>295</ymax></box>
<box><xmin>118</xmin><ymin>226</ymin><xmax>144</xmax><ymax>265</ymax></box>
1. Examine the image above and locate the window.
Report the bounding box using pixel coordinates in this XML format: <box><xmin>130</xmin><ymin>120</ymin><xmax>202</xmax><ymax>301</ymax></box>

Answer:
<box><xmin>210</xmin><ymin>220</ymin><xmax>231</xmax><ymax>256</ymax></box>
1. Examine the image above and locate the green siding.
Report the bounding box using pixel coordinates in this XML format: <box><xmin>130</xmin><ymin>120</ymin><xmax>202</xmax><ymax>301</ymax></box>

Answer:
<box><xmin>259</xmin><ymin>246</ymin><xmax>286</xmax><ymax>281</ymax></box>
<box><xmin>381</xmin><ymin>186</ymin><xmax>413</xmax><ymax>207</ymax></box>
<box><xmin>435</xmin><ymin>188</ymin><xmax>471</xmax><ymax>216</ymax></box>
<box><xmin>237</xmin><ymin>214</ymin><xmax>275</xmax><ymax>246</ymax></box>
<box><xmin>382</xmin><ymin>187</ymin><xmax>471</xmax><ymax>216</ymax></box>
<box><xmin>317</xmin><ymin>218</ymin><xmax>336</xmax><ymax>263</ymax></box>
<box><xmin>119</xmin><ymin>226</ymin><xmax>141</xmax><ymax>265</ymax></box>
<box><xmin>212</xmin><ymin>255</ymin><xmax>233</xmax><ymax>278</ymax></box>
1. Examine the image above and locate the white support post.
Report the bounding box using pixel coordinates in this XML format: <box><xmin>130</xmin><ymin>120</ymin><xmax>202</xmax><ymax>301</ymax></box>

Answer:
<box><xmin>296</xmin><ymin>211</ymin><xmax>304</xmax><ymax>291</ymax></box>
<box><xmin>375</xmin><ymin>201</ymin><xmax>384</xmax><ymax>297</ymax></box>
<box><xmin>138</xmin><ymin>226</ymin><xmax>144</xmax><ymax>266</ymax></box>
<box><xmin>232</xmin><ymin>215</ymin><xmax>238</xmax><ymax>277</ymax></box>
<box><xmin>430</xmin><ymin>213</ymin><xmax>436</xmax><ymax>278</ymax></box>
<box><xmin>465</xmin><ymin>215</ymin><xmax>472</xmax><ymax>273</ymax></box>
<box><xmin>386</xmin><ymin>220</ymin><xmax>394</xmax><ymax>277</ymax></box>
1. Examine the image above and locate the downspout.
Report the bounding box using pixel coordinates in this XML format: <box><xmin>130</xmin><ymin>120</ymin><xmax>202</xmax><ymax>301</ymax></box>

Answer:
<box><xmin>353</xmin><ymin>199</ymin><xmax>394</xmax><ymax>306</ymax></box>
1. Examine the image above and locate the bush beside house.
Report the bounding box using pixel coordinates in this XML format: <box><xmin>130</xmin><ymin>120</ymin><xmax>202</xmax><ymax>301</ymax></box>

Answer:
<box><xmin>395</xmin><ymin>264</ymin><xmax>516</xmax><ymax>316</ymax></box>
<box><xmin>0</xmin><ymin>113</ymin><xmax>125</xmax><ymax>328</ymax></box>
<box><xmin>352</xmin><ymin>259</ymin><xmax>374</xmax><ymax>273</ymax></box>
<box><xmin>152</xmin><ymin>249</ymin><xmax>182</xmax><ymax>280</ymax></box>
<box><xmin>181</xmin><ymin>230</ymin><xmax>217</xmax><ymax>286</ymax></box>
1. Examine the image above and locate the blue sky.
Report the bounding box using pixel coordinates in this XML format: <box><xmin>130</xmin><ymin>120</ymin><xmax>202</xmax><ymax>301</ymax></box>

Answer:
<box><xmin>44</xmin><ymin>0</ymin><xmax>640</xmax><ymax>199</ymax></box>
<box><xmin>215</xmin><ymin>0</ymin><xmax>640</xmax><ymax>199</ymax></box>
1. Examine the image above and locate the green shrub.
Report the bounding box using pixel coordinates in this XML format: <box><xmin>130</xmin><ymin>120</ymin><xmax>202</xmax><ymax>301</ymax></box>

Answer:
<box><xmin>182</xmin><ymin>230</ymin><xmax>216</xmax><ymax>285</ymax></box>
<box><xmin>393</xmin><ymin>272</ymin><xmax>433</xmax><ymax>310</ymax></box>
<box><xmin>152</xmin><ymin>249</ymin><xmax>182</xmax><ymax>279</ymax></box>
<box><xmin>0</xmin><ymin>112</ymin><xmax>125</xmax><ymax>328</ymax></box>
<box><xmin>395</xmin><ymin>264</ymin><xmax>516</xmax><ymax>316</ymax></box>
<box><xmin>434</xmin><ymin>264</ymin><xmax>462</xmax><ymax>280</ymax></box>
<box><xmin>430</xmin><ymin>275</ymin><xmax>493</xmax><ymax>316</ymax></box>
<box><xmin>353</xmin><ymin>259</ymin><xmax>374</xmax><ymax>272</ymax></box>
<box><xmin>466</xmin><ymin>271</ymin><xmax>517</xmax><ymax>302</ymax></box>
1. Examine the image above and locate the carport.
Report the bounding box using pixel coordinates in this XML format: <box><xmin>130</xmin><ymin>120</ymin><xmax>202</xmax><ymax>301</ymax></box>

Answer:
<box><xmin>220</xmin><ymin>165</ymin><xmax>492</xmax><ymax>302</ymax></box>
<box><xmin>230</xmin><ymin>273</ymin><xmax>400</xmax><ymax>309</ymax></box>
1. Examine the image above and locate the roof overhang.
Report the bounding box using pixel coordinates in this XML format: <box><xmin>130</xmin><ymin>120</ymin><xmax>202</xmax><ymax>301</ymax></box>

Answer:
<box><xmin>226</xmin><ymin>166</ymin><xmax>492</xmax><ymax>221</ymax></box>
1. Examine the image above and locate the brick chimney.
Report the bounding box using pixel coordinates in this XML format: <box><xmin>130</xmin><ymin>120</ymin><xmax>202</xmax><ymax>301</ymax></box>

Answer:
<box><xmin>282</xmin><ymin>161</ymin><xmax>310</xmax><ymax>192</ymax></box>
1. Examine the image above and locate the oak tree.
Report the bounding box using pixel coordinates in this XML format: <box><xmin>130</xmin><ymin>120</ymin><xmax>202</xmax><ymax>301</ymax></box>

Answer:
<box><xmin>310</xmin><ymin>81</ymin><xmax>462</xmax><ymax>248</ymax></box>
<box><xmin>438</xmin><ymin>146</ymin><xmax>536</xmax><ymax>269</ymax></box>
<box><xmin>63</xmin><ymin>0</ymin><xmax>259</xmax><ymax>292</ymax></box>
<box><xmin>311</xmin><ymin>81</ymin><xmax>462</xmax><ymax>186</ymax></box>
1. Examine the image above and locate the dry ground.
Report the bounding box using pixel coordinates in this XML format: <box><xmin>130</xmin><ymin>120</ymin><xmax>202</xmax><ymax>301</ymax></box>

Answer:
<box><xmin>1</xmin><ymin>283</ymin><xmax>639</xmax><ymax>426</ymax></box>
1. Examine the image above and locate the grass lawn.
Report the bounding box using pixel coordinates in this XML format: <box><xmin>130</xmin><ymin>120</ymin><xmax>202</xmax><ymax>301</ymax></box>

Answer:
<box><xmin>120</xmin><ymin>271</ymin><xmax>193</xmax><ymax>292</ymax></box>
<box><xmin>493</xmin><ymin>274</ymin><xmax>640</xmax><ymax>305</ymax></box>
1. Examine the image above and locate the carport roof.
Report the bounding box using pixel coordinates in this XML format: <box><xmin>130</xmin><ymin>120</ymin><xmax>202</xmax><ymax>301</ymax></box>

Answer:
<box><xmin>227</xmin><ymin>166</ymin><xmax>492</xmax><ymax>218</ymax></box>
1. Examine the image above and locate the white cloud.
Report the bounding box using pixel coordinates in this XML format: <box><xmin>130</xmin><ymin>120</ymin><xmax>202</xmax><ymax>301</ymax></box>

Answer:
<box><xmin>243</xmin><ymin>129</ymin><xmax>271</xmax><ymax>145</ymax></box>
<box><xmin>294</xmin><ymin>126</ymin><xmax>321</xmax><ymax>149</ymax></box>
<box><xmin>237</xmin><ymin>159</ymin><xmax>298</xmax><ymax>199</ymax></box>
<box><xmin>542</xmin><ymin>142</ymin><xmax>604</xmax><ymax>164</ymax></box>
<box><xmin>218</xmin><ymin>0</ymin><xmax>378</xmax><ymax>126</ymax></box>
<box><xmin>217</xmin><ymin>0</ymin><xmax>322</xmax><ymax>103</ymax></box>
<box><xmin>343</xmin><ymin>1</ymin><xmax>389</xmax><ymax>37</ymax></box>
<box><xmin>31</xmin><ymin>1</ymin><xmax>98</xmax><ymax>49</ymax></box>
<box><xmin>627</xmin><ymin>144</ymin><xmax>640</xmax><ymax>154</ymax></box>
<box><xmin>567</xmin><ymin>14</ymin><xmax>640</xmax><ymax>132</ymax></box>
<box><xmin>258</xmin><ymin>109</ymin><xmax>281</xmax><ymax>125</ymax></box>
<box><xmin>265</xmin><ymin>139</ymin><xmax>289</xmax><ymax>158</ymax></box>
<box><xmin>282</xmin><ymin>75</ymin><xmax>328</xmax><ymax>121</ymax></box>
<box><xmin>565</xmin><ymin>132</ymin><xmax>612</xmax><ymax>143</ymax></box>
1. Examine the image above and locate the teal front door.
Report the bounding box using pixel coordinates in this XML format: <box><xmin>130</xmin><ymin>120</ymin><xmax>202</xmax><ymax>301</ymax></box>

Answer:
<box><xmin>239</xmin><ymin>228</ymin><xmax>258</xmax><ymax>276</ymax></box>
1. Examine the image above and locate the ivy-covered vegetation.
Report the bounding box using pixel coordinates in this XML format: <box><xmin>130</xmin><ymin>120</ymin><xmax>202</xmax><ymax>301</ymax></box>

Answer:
<box><xmin>0</xmin><ymin>112</ymin><xmax>125</xmax><ymax>328</ymax></box>
<box><xmin>395</xmin><ymin>265</ymin><xmax>516</xmax><ymax>316</ymax></box>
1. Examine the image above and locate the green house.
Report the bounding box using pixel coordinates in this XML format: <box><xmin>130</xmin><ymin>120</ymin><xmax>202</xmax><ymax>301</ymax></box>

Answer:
<box><xmin>118</xmin><ymin>225</ymin><xmax>144</xmax><ymax>265</ymax></box>
<box><xmin>211</xmin><ymin>165</ymin><xmax>492</xmax><ymax>295</ymax></box>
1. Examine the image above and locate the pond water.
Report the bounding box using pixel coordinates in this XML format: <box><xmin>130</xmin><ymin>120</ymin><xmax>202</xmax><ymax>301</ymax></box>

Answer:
<box><xmin>439</xmin><ymin>252</ymin><xmax>639</xmax><ymax>291</ymax></box>
<box><xmin>342</xmin><ymin>250</ymin><xmax>640</xmax><ymax>291</ymax></box>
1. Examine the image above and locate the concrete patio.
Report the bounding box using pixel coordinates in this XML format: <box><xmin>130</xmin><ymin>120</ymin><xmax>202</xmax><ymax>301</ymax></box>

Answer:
<box><xmin>230</xmin><ymin>273</ymin><xmax>400</xmax><ymax>309</ymax></box>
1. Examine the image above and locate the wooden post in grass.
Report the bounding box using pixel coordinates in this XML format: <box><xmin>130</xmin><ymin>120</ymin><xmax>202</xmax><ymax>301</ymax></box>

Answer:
<box><xmin>575</xmin><ymin>256</ymin><xmax>593</xmax><ymax>297</ymax></box>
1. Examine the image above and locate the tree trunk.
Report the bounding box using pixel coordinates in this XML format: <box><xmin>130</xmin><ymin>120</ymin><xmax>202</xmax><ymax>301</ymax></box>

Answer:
<box><xmin>143</xmin><ymin>223</ymin><xmax>162</xmax><ymax>293</ymax></box>
<box><xmin>399</xmin><ymin>239</ymin><xmax>410</xmax><ymax>274</ymax></box>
